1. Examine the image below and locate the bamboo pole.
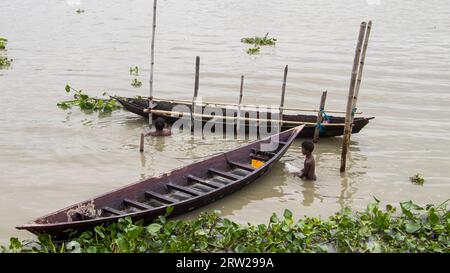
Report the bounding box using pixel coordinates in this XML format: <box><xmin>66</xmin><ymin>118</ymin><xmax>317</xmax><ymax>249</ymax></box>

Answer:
<box><xmin>340</xmin><ymin>22</ymin><xmax>367</xmax><ymax>173</ymax></box>
<box><xmin>149</xmin><ymin>97</ymin><xmax>362</xmax><ymax>115</ymax></box>
<box><xmin>352</xmin><ymin>20</ymin><xmax>372</xmax><ymax>113</ymax></box>
<box><xmin>313</xmin><ymin>91</ymin><xmax>328</xmax><ymax>143</ymax></box>
<box><xmin>237</xmin><ymin>75</ymin><xmax>244</xmax><ymax>133</ymax></box>
<box><xmin>148</xmin><ymin>0</ymin><xmax>157</xmax><ymax>126</ymax></box>
<box><xmin>144</xmin><ymin>108</ymin><xmax>347</xmax><ymax>126</ymax></box>
<box><xmin>139</xmin><ymin>132</ymin><xmax>145</xmax><ymax>152</ymax></box>
<box><xmin>191</xmin><ymin>56</ymin><xmax>200</xmax><ymax>131</ymax></box>
<box><xmin>279</xmin><ymin>65</ymin><xmax>288</xmax><ymax>129</ymax></box>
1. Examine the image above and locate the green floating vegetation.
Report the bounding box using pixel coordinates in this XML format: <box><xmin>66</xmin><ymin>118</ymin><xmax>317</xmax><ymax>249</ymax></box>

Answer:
<box><xmin>246</xmin><ymin>46</ymin><xmax>261</xmax><ymax>55</ymax></box>
<box><xmin>0</xmin><ymin>37</ymin><xmax>7</xmax><ymax>50</ymax></box>
<box><xmin>410</xmin><ymin>173</ymin><xmax>425</xmax><ymax>185</ymax></box>
<box><xmin>129</xmin><ymin>66</ymin><xmax>139</xmax><ymax>76</ymax></box>
<box><xmin>131</xmin><ymin>78</ymin><xmax>142</xmax><ymax>88</ymax></box>
<box><xmin>241</xmin><ymin>33</ymin><xmax>277</xmax><ymax>46</ymax></box>
<box><xmin>76</xmin><ymin>9</ymin><xmax>85</xmax><ymax>14</ymax></box>
<box><xmin>2</xmin><ymin>199</ymin><xmax>449</xmax><ymax>253</ymax></box>
<box><xmin>0</xmin><ymin>56</ymin><xmax>12</xmax><ymax>68</ymax></box>
<box><xmin>241</xmin><ymin>33</ymin><xmax>277</xmax><ymax>55</ymax></box>
<box><xmin>57</xmin><ymin>84</ymin><xmax>121</xmax><ymax>113</ymax></box>
<box><xmin>0</xmin><ymin>37</ymin><xmax>12</xmax><ymax>69</ymax></box>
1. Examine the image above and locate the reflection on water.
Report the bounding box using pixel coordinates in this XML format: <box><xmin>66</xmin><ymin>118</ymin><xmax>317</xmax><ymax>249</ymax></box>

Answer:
<box><xmin>1</xmin><ymin>0</ymin><xmax>450</xmax><ymax>243</ymax></box>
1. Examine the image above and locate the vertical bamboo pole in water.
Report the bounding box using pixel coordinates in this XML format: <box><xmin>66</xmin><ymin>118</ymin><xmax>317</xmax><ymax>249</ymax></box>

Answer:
<box><xmin>352</xmin><ymin>20</ymin><xmax>372</xmax><ymax>112</ymax></box>
<box><xmin>340</xmin><ymin>22</ymin><xmax>367</xmax><ymax>173</ymax></box>
<box><xmin>279</xmin><ymin>65</ymin><xmax>288</xmax><ymax>131</ymax></box>
<box><xmin>191</xmin><ymin>56</ymin><xmax>200</xmax><ymax>132</ymax></box>
<box><xmin>139</xmin><ymin>133</ymin><xmax>145</xmax><ymax>152</ymax></box>
<box><xmin>236</xmin><ymin>75</ymin><xmax>244</xmax><ymax>134</ymax></box>
<box><xmin>313</xmin><ymin>90</ymin><xmax>328</xmax><ymax>143</ymax></box>
<box><xmin>148</xmin><ymin>0</ymin><xmax>157</xmax><ymax>126</ymax></box>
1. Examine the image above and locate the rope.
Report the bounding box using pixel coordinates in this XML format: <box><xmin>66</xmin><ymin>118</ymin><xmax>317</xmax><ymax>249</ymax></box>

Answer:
<box><xmin>319</xmin><ymin>109</ymin><xmax>332</xmax><ymax>121</ymax></box>
<box><xmin>315</xmin><ymin>123</ymin><xmax>326</xmax><ymax>133</ymax></box>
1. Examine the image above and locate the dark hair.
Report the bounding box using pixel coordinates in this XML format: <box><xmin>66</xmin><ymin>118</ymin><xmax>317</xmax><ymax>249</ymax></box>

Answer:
<box><xmin>301</xmin><ymin>140</ymin><xmax>314</xmax><ymax>153</ymax></box>
<box><xmin>154</xmin><ymin>117</ymin><xmax>165</xmax><ymax>131</ymax></box>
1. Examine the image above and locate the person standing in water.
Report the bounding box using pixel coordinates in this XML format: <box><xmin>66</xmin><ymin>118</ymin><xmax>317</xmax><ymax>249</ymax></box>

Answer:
<box><xmin>145</xmin><ymin>117</ymin><xmax>172</xmax><ymax>137</ymax></box>
<box><xmin>297</xmin><ymin>140</ymin><xmax>317</xmax><ymax>181</ymax></box>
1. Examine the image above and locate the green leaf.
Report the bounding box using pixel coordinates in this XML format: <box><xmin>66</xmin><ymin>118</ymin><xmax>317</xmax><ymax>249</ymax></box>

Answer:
<box><xmin>270</xmin><ymin>213</ymin><xmax>279</xmax><ymax>223</ymax></box>
<box><xmin>94</xmin><ymin>226</ymin><xmax>106</xmax><ymax>239</ymax></box>
<box><xmin>234</xmin><ymin>244</ymin><xmax>246</xmax><ymax>253</ymax></box>
<box><xmin>165</xmin><ymin>206</ymin><xmax>174</xmax><ymax>217</ymax></box>
<box><xmin>147</xmin><ymin>223</ymin><xmax>162</xmax><ymax>235</ymax></box>
<box><xmin>428</xmin><ymin>209</ymin><xmax>440</xmax><ymax>226</ymax></box>
<box><xmin>66</xmin><ymin>241</ymin><xmax>81</xmax><ymax>253</ymax></box>
<box><xmin>115</xmin><ymin>237</ymin><xmax>129</xmax><ymax>252</ymax></box>
<box><xmin>283</xmin><ymin>209</ymin><xmax>293</xmax><ymax>220</ymax></box>
<box><xmin>9</xmin><ymin>238</ymin><xmax>22</xmax><ymax>252</ymax></box>
<box><xmin>405</xmin><ymin>223</ymin><xmax>421</xmax><ymax>233</ymax></box>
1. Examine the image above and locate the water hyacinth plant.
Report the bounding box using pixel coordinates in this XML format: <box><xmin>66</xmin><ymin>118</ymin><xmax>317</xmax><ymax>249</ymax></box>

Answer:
<box><xmin>0</xmin><ymin>56</ymin><xmax>12</xmax><ymax>68</ymax></box>
<box><xmin>241</xmin><ymin>33</ymin><xmax>277</xmax><ymax>55</ymax></box>
<box><xmin>2</xmin><ymin>199</ymin><xmax>449</xmax><ymax>253</ymax></box>
<box><xmin>241</xmin><ymin>33</ymin><xmax>277</xmax><ymax>46</ymax></box>
<box><xmin>0</xmin><ymin>38</ymin><xmax>12</xmax><ymax>69</ymax></box>
<box><xmin>246</xmin><ymin>46</ymin><xmax>261</xmax><ymax>55</ymax></box>
<box><xmin>410</xmin><ymin>173</ymin><xmax>425</xmax><ymax>185</ymax></box>
<box><xmin>0</xmin><ymin>37</ymin><xmax>7</xmax><ymax>50</ymax></box>
<box><xmin>57</xmin><ymin>84</ymin><xmax>121</xmax><ymax>113</ymax></box>
<box><xmin>129</xmin><ymin>66</ymin><xmax>139</xmax><ymax>76</ymax></box>
<box><xmin>131</xmin><ymin>78</ymin><xmax>142</xmax><ymax>88</ymax></box>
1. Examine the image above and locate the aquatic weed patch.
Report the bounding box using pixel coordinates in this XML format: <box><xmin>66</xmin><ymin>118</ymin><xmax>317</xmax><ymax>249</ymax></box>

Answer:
<box><xmin>131</xmin><ymin>78</ymin><xmax>142</xmax><ymax>88</ymax></box>
<box><xmin>57</xmin><ymin>84</ymin><xmax>121</xmax><ymax>113</ymax></box>
<box><xmin>0</xmin><ymin>37</ymin><xmax>12</xmax><ymax>68</ymax></box>
<box><xmin>3</xmin><ymin>199</ymin><xmax>449</xmax><ymax>253</ymax></box>
<box><xmin>410</xmin><ymin>173</ymin><xmax>425</xmax><ymax>185</ymax></box>
<box><xmin>0</xmin><ymin>37</ymin><xmax>7</xmax><ymax>50</ymax></box>
<box><xmin>241</xmin><ymin>33</ymin><xmax>277</xmax><ymax>55</ymax></box>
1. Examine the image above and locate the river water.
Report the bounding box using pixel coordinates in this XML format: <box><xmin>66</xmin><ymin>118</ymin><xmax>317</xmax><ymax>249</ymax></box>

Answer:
<box><xmin>1</xmin><ymin>0</ymin><xmax>449</xmax><ymax>244</ymax></box>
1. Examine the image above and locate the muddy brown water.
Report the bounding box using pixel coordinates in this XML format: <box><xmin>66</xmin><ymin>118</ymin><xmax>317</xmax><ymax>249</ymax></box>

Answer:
<box><xmin>1</xmin><ymin>0</ymin><xmax>449</xmax><ymax>244</ymax></box>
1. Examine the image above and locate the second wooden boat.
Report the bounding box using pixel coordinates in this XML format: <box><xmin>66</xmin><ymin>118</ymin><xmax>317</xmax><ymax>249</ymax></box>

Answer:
<box><xmin>114</xmin><ymin>97</ymin><xmax>374</xmax><ymax>138</ymax></box>
<box><xmin>17</xmin><ymin>125</ymin><xmax>304</xmax><ymax>239</ymax></box>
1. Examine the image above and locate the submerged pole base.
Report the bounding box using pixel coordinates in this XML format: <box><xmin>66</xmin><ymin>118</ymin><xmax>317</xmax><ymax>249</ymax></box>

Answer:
<box><xmin>139</xmin><ymin>133</ymin><xmax>145</xmax><ymax>153</ymax></box>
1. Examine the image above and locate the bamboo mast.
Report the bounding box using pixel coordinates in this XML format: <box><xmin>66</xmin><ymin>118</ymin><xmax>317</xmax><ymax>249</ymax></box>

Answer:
<box><xmin>148</xmin><ymin>0</ymin><xmax>157</xmax><ymax>126</ymax></box>
<box><xmin>191</xmin><ymin>56</ymin><xmax>200</xmax><ymax>132</ymax></box>
<box><xmin>340</xmin><ymin>22</ymin><xmax>367</xmax><ymax>172</ymax></box>
<box><xmin>313</xmin><ymin>91</ymin><xmax>328</xmax><ymax>143</ymax></box>
<box><xmin>279</xmin><ymin>65</ymin><xmax>288</xmax><ymax>130</ymax></box>
<box><xmin>352</xmin><ymin>20</ymin><xmax>372</xmax><ymax>113</ymax></box>
<box><xmin>236</xmin><ymin>75</ymin><xmax>244</xmax><ymax>133</ymax></box>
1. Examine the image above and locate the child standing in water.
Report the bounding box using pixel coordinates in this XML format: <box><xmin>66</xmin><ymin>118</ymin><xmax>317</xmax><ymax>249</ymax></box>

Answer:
<box><xmin>145</xmin><ymin>117</ymin><xmax>172</xmax><ymax>137</ymax></box>
<box><xmin>297</xmin><ymin>140</ymin><xmax>317</xmax><ymax>181</ymax></box>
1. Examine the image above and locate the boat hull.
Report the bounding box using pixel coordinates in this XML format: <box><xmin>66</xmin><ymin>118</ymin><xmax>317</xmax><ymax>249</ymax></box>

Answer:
<box><xmin>115</xmin><ymin>97</ymin><xmax>373</xmax><ymax>138</ymax></box>
<box><xmin>18</xmin><ymin>126</ymin><xmax>303</xmax><ymax>240</ymax></box>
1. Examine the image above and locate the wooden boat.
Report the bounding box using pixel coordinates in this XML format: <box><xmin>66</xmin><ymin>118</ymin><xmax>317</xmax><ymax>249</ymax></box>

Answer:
<box><xmin>17</xmin><ymin>126</ymin><xmax>304</xmax><ymax>239</ymax></box>
<box><xmin>114</xmin><ymin>97</ymin><xmax>374</xmax><ymax>138</ymax></box>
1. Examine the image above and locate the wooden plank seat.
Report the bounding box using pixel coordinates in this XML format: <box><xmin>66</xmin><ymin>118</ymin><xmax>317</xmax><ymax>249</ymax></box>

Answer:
<box><xmin>250</xmin><ymin>153</ymin><xmax>268</xmax><ymax>162</ymax></box>
<box><xmin>145</xmin><ymin>191</ymin><xmax>177</xmax><ymax>204</ymax></box>
<box><xmin>123</xmin><ymin>199</ymin><xmax>153</xmax><ymax>210</ymax></box>
<box><xmin>167</xmin><ymin>183</ymin><xmax>202</xmax><ymax>196</ymax></box>
<box><xmin>208</xmin><ymin>168</ymin><xmax>243</xmax><ymax>180</ymax></box>
<box><xmin>102</xmin><ymin>206</ymin><xmax>124</xmax><ymax>216</ymax></box>
<box><xmin>251</xmin><ymin>148</ymin><xmax>276</xmax><ymax>157</ymax></box>
<box><xmin>227</xmin><ymin>160</ymin><xmax>255</xmax><ymax>172</ymax></box>
<box><xmin>187</xmin><ymin>175</ymin><xmax>222</xmax><ymax>189</ymax></box>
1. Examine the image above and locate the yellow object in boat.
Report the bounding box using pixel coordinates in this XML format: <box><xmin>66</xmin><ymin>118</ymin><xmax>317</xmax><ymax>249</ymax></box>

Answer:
<box><xmin>251</xmin><ymin>159</ymin><xmax>264</xmax><ymax>168</ymax></box>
